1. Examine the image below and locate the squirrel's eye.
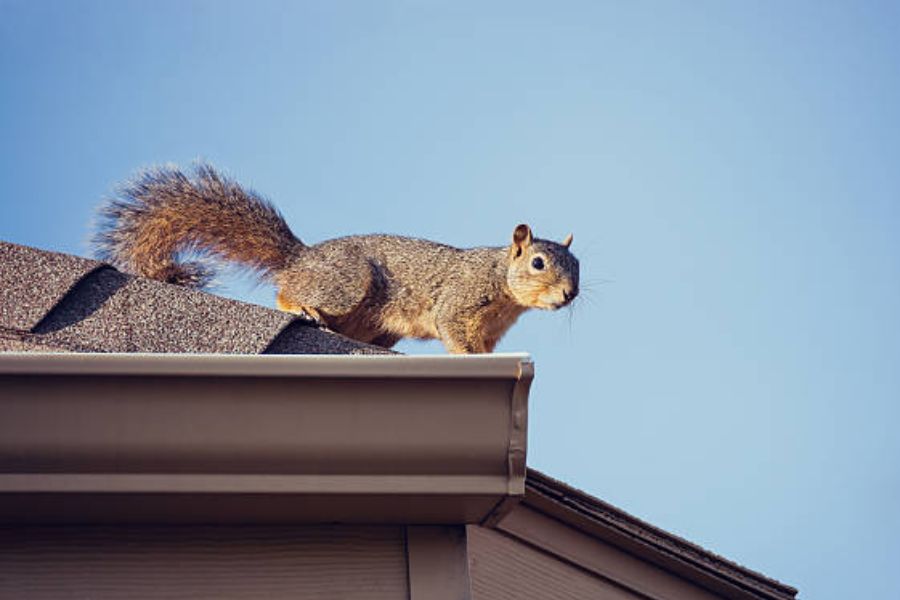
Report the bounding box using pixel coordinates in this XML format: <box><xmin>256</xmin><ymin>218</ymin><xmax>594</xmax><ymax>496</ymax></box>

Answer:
<box><xmin>531</xmin><ymin>257</ymin><xmax>545</xmax><ymax>270</ymax></box>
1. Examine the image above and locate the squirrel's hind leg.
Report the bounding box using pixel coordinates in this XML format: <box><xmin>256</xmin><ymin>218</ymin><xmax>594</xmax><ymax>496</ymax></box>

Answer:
<box><xmin>274</xmin><ymin>250</ymin><xmax>386</xmax><ymax>345</ymax></box>
<box><xmin>276</xmin><ymin>250</ymin><xmax>375</xmax><ymax>317</ymax></box>
<box><xmin>275</xmin><ymin>291</ymin><xmax>326</xmax><ymax>326</ymax></box>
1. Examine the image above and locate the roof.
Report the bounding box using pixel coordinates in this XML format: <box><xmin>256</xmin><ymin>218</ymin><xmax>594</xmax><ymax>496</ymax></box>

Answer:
<box><xmin>0</xmin><ymin>241</ymin><xmax>388</xmax><ymax>355</ymax></box>
<box><xmin>519</xmin><ymin>470</ymin><xmax>797</xmax><ymax>600</ymax></box>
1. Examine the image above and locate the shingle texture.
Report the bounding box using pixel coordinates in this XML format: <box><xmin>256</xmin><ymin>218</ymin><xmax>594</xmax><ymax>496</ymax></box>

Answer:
<box><xmin>0</xmin><ymin>241</ymin><xmax>390</xmax><ymax>355</ymax></box>
<box><xmin>0</xmin><ymin>242</ymin><xmax>104</xmax><ymax>331</ymax></box>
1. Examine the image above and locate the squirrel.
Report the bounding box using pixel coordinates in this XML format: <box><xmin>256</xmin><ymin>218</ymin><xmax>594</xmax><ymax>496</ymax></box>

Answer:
<box><xmin>93</xmin><ymin>164</ymin><xmax>580</xmax><ymax>354</ymax></box>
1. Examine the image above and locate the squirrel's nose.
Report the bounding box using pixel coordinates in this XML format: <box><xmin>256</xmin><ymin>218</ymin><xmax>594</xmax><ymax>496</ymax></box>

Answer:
<box><xmin>563</xmin><ymin>288</ymin><xmax>576</xmax><ymax>303</ymax></box>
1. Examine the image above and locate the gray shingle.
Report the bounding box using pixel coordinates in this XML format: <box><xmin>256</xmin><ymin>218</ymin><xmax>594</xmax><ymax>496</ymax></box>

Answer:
<box><xmin>0</xmin><ymin>241</ymin><xmax>104</xmax><ymax>331</ymax></box>
<box><xmin>35</xmin><ymin>267</ymin><xmax>297</xmax><ymax>353</ymax></box>
<box><xmin>0</xmin><ymin>242</ymin><xmax>391</xmax><ymax>355</ymax></box>
<box><xmin>264</xmin><ymin>321</ymin><xmax>392</xmax><ymax>355</ymax></box>
<box><xmin>0</xmin><ymin>331</ymin><xmax>69</xmax><ymax>353</ymax></box>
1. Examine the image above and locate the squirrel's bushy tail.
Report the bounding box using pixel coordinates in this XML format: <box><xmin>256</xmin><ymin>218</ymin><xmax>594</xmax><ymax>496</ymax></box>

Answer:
<box><xmin>94</xmin><ymin>164</ymin><xmax>305</xmax><ymax>287</ymax></box>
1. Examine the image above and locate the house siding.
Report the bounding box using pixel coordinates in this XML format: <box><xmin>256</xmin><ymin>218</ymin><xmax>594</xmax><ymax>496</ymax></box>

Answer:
<box><xmin>467</xmin><ymin>525</ymin><xmax>640</xmax><ymax>600</ymax></box>
<box><xmin>0</xmin><ymin>525</ymin><xmax>409</xmax><ymax>599</ymax></box>
<box><xmin>493</xmin><ymin>504</ymin><xmax>728</xmax><ymax>600</ymax></box>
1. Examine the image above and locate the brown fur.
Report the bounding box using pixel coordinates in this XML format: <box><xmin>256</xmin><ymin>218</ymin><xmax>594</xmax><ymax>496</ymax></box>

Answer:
<box><xmin>95</xmin><ymin>164</ymin><xmax>580</xmax><ymax>353</ymax></box>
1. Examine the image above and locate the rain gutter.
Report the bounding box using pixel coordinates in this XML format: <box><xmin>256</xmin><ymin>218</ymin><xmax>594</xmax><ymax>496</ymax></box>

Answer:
<box><xmin>0</xmin><ymin>352</ymin><xmax>532</xmax><ymax>525</ymax></box>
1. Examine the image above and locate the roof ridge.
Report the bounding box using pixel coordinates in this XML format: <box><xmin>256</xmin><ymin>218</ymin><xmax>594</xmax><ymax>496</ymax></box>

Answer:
<box><xmin>0</xmin><ymin>241</ymin><xmax>390</xmax><ymax>355</ymax></box>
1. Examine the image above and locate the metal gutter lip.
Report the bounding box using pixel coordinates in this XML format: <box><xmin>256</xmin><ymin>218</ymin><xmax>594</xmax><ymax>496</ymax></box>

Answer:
<box><xmin>0</xmin><ymin>352</ymin><xmax>533</xmax><ymax>378</ymax></box>
<box><xmin>0</xmin><ymin>474</ymin><xmax>514</xmax><ymax>495</ymax></box>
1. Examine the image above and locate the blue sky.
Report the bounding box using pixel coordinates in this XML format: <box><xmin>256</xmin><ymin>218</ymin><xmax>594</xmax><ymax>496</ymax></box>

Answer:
<box><xmin>2</xmin><ymin>1</ymin><xmax>899</xmax><ymax>597</ymax></box>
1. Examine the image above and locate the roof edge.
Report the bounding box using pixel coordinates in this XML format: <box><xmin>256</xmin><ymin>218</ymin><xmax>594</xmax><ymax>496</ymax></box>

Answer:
<box><xmin>524</xmin><ymin>469</ymin><xmax>797</xmax><ymax>599</ymax></box>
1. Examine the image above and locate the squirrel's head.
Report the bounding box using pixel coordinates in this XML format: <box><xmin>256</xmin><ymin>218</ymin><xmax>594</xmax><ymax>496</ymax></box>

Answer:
<box><xmin>506</xmin><ymin>224</ymin><xmax>580</xmax><ymax>310</ymax></box>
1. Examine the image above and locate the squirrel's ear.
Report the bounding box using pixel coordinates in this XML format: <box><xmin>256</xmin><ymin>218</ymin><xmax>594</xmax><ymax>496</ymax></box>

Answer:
<box><xmin>512</xmin><ymin>224</ymin><xmax>533</xmax><ymax>250</ymax></box>
<box><xmin>561</xmin><ymin>233</ymin><xmax>573</xmax><ymax>248</ymax></box>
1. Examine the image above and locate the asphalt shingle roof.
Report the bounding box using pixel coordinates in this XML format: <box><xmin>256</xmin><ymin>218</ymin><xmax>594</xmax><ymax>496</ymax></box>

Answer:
<box><xmin>0</xmin><ymin>241</ymin><xmax>390</xmax><ymax>355</ymax></box>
